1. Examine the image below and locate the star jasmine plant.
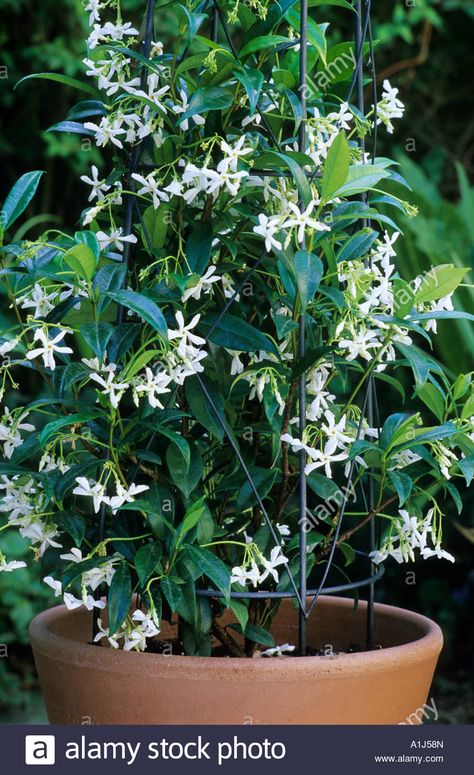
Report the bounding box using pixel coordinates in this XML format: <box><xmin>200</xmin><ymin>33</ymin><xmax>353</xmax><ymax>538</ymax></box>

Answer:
<box><xmin>0</xmin><ymin>0</ymin><xmax>472</xmax><ymax>658</ymax></box>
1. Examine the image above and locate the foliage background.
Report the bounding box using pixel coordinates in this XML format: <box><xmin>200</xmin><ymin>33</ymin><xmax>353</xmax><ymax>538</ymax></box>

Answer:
<box><xmin>0</xmin><ymin>0</ymin><xmax>473</xmax><ymax>721</ymax></box>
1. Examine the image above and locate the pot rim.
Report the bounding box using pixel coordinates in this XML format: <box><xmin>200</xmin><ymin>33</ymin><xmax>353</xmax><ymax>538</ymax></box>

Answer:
<box><xmin>29</xmin><ymin>595</ymin><xmax>443</xmax><ymax>675</ymax></box>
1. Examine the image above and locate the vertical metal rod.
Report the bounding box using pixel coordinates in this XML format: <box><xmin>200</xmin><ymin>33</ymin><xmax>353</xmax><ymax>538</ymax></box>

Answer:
<box><xmin>298</xmin><ymin>0</ymin><xmax>308</xmax><ymax>656</ymax></box>
<box><xmin>355</xmin><ymin>0</ymin><xmax>376</xmax><ymax>650</ymax></box>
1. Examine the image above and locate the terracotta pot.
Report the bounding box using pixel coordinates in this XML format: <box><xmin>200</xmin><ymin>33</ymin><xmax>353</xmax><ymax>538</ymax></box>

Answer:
<box><xmin>29</xmin><ymin>596</ymin><xmax>442</xmax><ymax>725</ymax></box>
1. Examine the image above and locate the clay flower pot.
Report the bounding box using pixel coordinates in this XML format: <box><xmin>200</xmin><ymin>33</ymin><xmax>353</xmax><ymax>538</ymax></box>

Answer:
<box><xmin>29</xmin><ymin>596</ymin><xmax>442</xmax><ymax>724</ymax></box>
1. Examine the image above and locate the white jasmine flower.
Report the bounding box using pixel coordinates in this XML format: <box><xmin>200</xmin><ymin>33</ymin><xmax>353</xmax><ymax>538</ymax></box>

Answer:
<box><xmin>376</xmin><ymin>80</ymin><xmax>405</xmax><ymax>133</ymax></box>
<box><xmin>261</xmin><ymin>643</ymin><xmax>295</xmax><ymax>656</ymax></box>
<box><xmin>220</xmin><ymin>136</ymin><xmax>253</xmax><ymax>172</ymax></box>
<box><xmin>371</xmin><ymin>231</ymin><xmax>399</xmax><ymax>271</ymax></box>
<box><xmin>87</xmin><ymin>21</ymin><xmax>139</xmax><ymax>50</ymax></box>
<box><xmin>253</xmin><ymin>214</ymin><xmax>283</xmax><ymax>253</ymax></box>
<box><xmin>80</xmin><ymin>165</ymin><xmax>111</xmax><ymax>201</ymax></box>
<box><xmin>95</xmin><ymin>228</ymin><xmax>137</xmax><ymax>253</ymax></box>
<box><xmin>19</xmin><ymin>284</ymin><xmax>58</xmax><ymax>318</ymax></box>
<box><xmin>338</xmin><ymin>327</ymin><xmax>381</xmax><ymax>362</ymax></box>
<box><xmin>26</xmin><ymin>328</ymin><xmax>73</xmax><ymax>371</ymax></box>
<box><xmin>321</xmin><ymin>410</ymin><xmax>352</xmax><ymax>449</ymax></box>
<box><xmin>43</xmin><ymin>576</ymin><xmax>62</xmax><ymax>596</ymax></box>
<box><xmin>84</xmin><ymin>0</ymin><xmax>103</xmax><ymax>25</ymax></box>
<box><xmin>205</xmin><ymin>167</ymin><xmax>248</xmax><ymax>197</ymax></box>
<box><xmin>230</xmin><ymin>561</ymin><xmax>260</xmax><ymax>588</ymax></box>
<box><xmin>283</xmin><ymin>200</ymin><xmax>330</xmax><ymax>244</ymax></box>
<box><xmin>0</xmin><ymin>408</ymin><xmax>35</xmax><ymax>458</ymax></box>
<box><xmin>90</xmin><ymin>369</ymin><xmax>129</xmax><ymax>408</ymax></box>
<box><xmin>0</xmin><ymin>557</ymin><xmax>27</xmax><ymax>573</ymax></box>
<box><xmin>276</xmin><ymin>523</ymin><xmax>291</xmax><ymax>538</ymax></box>
<box><xmin>109</xmin><ymin>482</ymin><xmax>150</xmax><ymax>514</ymax></box>
<box><xmin>171</xmin><ymin>89</ymin><xmax>206</xmax><ymax>131</ymax></box>
<box><xmin>19</xmin><ymin>521</ymin><xmax>62</xmax><ymax>557</ymax></box>
<box><xmin>326</xmin><ymin>101</ymin><xmax>353</xmax><ymax>130</ymax></box>
<box><xmin>134</xmin><ymin>367</ymin><xmax>172</xmax><ymax>409</ymax></box>
<box><xmin>131</xmin><ymin>173</ymin><xmax>170</xmax><ymax>209</ymax></box>
<box><xmin>259</xmin><ymin>546</ymin><xmax>288</xmax><ymax>583</ymax></box>
<box><xmin>93</xmin><ymin>619</ymin><xmax>122</xmax><ymax>648</ymax></box>
<box><xmin>60</xmin><ymin>547</ymin><xmax>83</xmax><ymax>563</ymax></box>
<box><xmin>168</xmin><ymin>312</ymin><xmax>206</xmax><ymax>356</ymax></box>
<box><xmin>304</xmin><ymin>443</ymin><xmax>347</xmax><ymax>478</ymax></box>
<box><xmin>0</xmin><ymin>337</ymin><xmax>19</xmax><ymax>357</ymax></box>
<box><xmin>182</xmin><ymin>265</ymin><xmax>221</xmax><ymax>303</ymax></box>
<box><xmin>73</xmin><ymin>477</ymin><xmax>110</xmax><ymax>513</ymax></box>
<box><xmin>84</xmin><ymin>117</ymin><xmax>126</xmax><ymax>148</ymax></box>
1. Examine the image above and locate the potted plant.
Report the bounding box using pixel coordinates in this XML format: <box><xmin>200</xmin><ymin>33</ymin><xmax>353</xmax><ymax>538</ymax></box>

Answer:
<box><xmin>0</xmin><ymin>0</ymin><xmax>472</xmax><ymax>724</ymax></box>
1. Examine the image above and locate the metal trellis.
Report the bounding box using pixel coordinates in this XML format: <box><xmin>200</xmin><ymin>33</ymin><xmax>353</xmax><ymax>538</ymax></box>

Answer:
<box><xmin>106</xmin><ymin>0</ymin><xmax>382</xmax><ymax>655</ymax></box>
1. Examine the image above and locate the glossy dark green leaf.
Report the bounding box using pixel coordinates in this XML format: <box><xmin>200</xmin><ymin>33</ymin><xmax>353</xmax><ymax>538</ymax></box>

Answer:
<box><xmin>185</xmin><ymin>545</ymin><xmax>230</xmax><ymax>603</ymax></box>
<box><xmin>108</xmin><ymin>562</ymin><xmax>132</xmax><ymax>635</ymax></box>
<box><xmin>293</xmin><ymin>250</ymin><xmax>323</xmax><ymax>309</ymax></box>
<box><xmin>135</xmin><ymin>543</ymin><xmax>163</xmax><ymax>586</ymax></box>
<box><xmin>200</xmin><ymin>313</ymin><xmax>279</xmax><ymax>356</ymax></box>
<box><xmin>1</xmin><ymin>171</ymin><xmax>44</xmax><ymax>231</ymax></box>
<box><xmin>185</xmin><ymin>375</ymin><xmax>225</xmax><ymax>441</ymax></box>
<box><xmin>186</xmin><ymin>222</ymin><xmax>213</xmax><ymax>274</ymax></box>
<box><xmin>107</xmin><ymin>290</ymin><xmax>168</xmax><ymax>339</ymax></box>
<box><xmin>234</xmin><ymin>67</ymin><xmax>264</xmax><ymax>114</ymax></box>
<box><xmin>80</xmin><ymin>322</ymin><xmax>114</xmax><ymax>359</ymax></box>
<box><xmin>167</xmin><ymin>443</ymin><xmax>202</xmax><ymax>498</ymax></box>
<box><xmin>15</xmin><ymin>72</ymin><xmax>97</xmax><ymax>96</ymax></box>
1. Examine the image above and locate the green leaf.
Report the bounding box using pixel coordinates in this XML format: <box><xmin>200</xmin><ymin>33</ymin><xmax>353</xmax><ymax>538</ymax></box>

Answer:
<box><xmin>416</xmin><ymin>383</ymin><xmax>445</xmax><ymax>423</ymax></box>
<box><xmin>234</xmin><ymin>67</ymin><xmax>264</xmax><ymax>114</ymax></box>
<box><xmin>121</xmin><ymin>349</ymin><xmax>160</xmax><ymax>380</ymax></box>
<box><xmin>160</xmin><ymin>577</ymin><xmax>183</xmax><ymax>613</ymax></box>
<box><xmin>107</xmin><ymin>290</ymin><xmax>168</xmax><ymax>339</ymax></box>
<box><xmin>321</xmin><ymin>131</ymin><xmax>350</xmax><ymax>201</ymax></box>
<box><xmin>185</xmin><ymin>375</ymin><xmax>225</xmax><ymax>441</ymax></box>
<box><xmin>167</xmin><ymin>443</ymin><xmax>202</xmax><ymax>499</ymax></box>
<box><xmin>330</xmin><ymin>164</ymin><xmax>390</xmax><ymax>198</ymax></box>
<box><xmin>393</xmin><ymin>278</ymin><xmax>415</xmax><ymax>318</ymax></box>
<box><xmin>264</xmin><ymin>151</ymin><xmax>312</xmax><ymax>207</ymax></box>
<box><xmin>142</xmin><ymin>204</ymin><xmax>170</xmax><ymax>250</ymax></box>
<box><xmin>107</xmin><ymin>562</ymin><xmax>132</xmax><ymax>635</ymax></box>
<box><xmin>200</xmin><ymin>313</ymin><xmax>279</xmax><ymax>356</ymax></box>
<box><xmin>178</xmin><ymin>497</ymin><xmax>206</xmax><ymax>539</ymax></box>
<box><xmin>388</xmin><ymin>471</ymin><xmax>413</xmax><ymax>507</ymax></box>
<box><xmin>135</xmin><ymin>543</ymin><xmax>163</xmax><ymax>586</ymax></box>
<box><xmin>414</xmin><ymin>265</ymin><xmax>468</xmax><ymax>305</ymax></box>
<box><xmin>285</xmin><ymin>9</ymin><xmax>327</xmax><ymax>63</ymax></box>
<box><xmin>181</xmin><ymin>86</ymin><xmax>233</xmax><ymax>121</ymax></box>
<box><xmin>337</xmin><ymin>229</ymin><xmax>378</xmax><ymax>263</ymax></box>
<box><xmin>39</xmin><ymin>410</ymin><xmax>104</xmax><ymax>447</ymax></box>
<box><xmin>457</xmin><ymin>456</ymin><xmax>474</xmax><ymax>487</ymax></box>
<box><xmin>229</xmin><ymin>622</ymin><xmax>275</xmax><ymax>647</ymax></box>
<box><xmin>80</xmin><ymin>322</ymin><xmax>114</xmax><ymax>359</ymax></box>
<box><xmin>236</xmin><ymin>467</ymin><xmax>278</xmax><ymax>511</ymax></box>
<box><xmin>1</xmin><ymin>171</ymin><xmax>44</xmax><ymax>232</ymax></box>
<box><xmin>186</xmin><ymin>223</ymin><xmax>213</xmax><ymax>274</ymax></box>
<box><xmin>62</xmin><ymin>243</ymin><xmax>97</xmax><ymax>281</ymax></box>
<box><xmin>47</xmin><ymin>121</ymin><xmax>94</xmax><ymax>136</ymax></box>
<box><xmin>307</xmin><ymin>472</ymin><xmax>341</xmax><ymax>501</ymax></box>
<box><xmin>93</xmin><ymin>264</ymin><xmax>127</xmax><ymax>314</ymax></box>
<box><xmin>293</xmin><ymin>250</ymin><xmax>323</xmax><ymax>309</ymax></box>
<box><xmin>56</xmin><ymin>512</ymin><xmax>86</xmax><ymax>547</ymax></box>
<box><xmin>240</xmin><ymin>34</ymin><xmax>291</xmax><ymax>58</ymax></box>
<box><xmin>185</xmin><ymin>545</ymin><xmax>230</xmax><ymax>603</ymax></box>
<box><xmin>229</xmin><ymin>600</ymin><xmax>249</xmax><ymax>633</ymax></box>
<box><xmin>15</xmin><ymin>72</ymin><xmax>97</xmax><ymax>97</ymax></box>
<box><xmin>152</xmin><ymin>426</ymin><xmax>190</xmax><ymax>467</ymax></box>
<box><xmin>396</xmin><ymin>343</ymin><xmax>443</xmax><ymax>387</ymax></box>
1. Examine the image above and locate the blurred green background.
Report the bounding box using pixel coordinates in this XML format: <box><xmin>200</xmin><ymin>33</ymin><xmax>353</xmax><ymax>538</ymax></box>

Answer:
<box><xmin>0</xmin><ymin>0</ymin><xmax>473</xmax><ymax>722</ymax></box>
